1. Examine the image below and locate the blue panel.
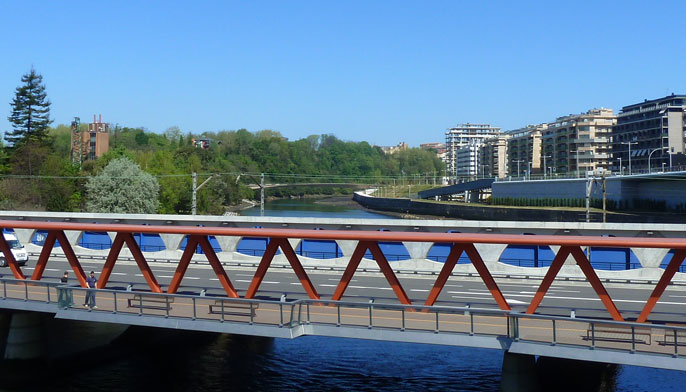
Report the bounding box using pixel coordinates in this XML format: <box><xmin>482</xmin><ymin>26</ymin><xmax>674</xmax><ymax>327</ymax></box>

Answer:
<box><xmin>132</xmin><ymin>233</ymin><xmax>166</xmax><ymax>252</ymax></box>
<box><xmin>79</xmin><ymin>231</ymin><xmax>112</xmax><ymax>250</ymax></box>
<box><xmin>236</xmin><ymin>237</ymin><xmax>281</xmax><ymax>256</ymax></box>
<box><xmin>426</xmin><ymin>243</ymin><xmax>471</xmax><ymax>264</ymax></box>
<box><xmin>363</xmin><ymin>242</ymin><xmax>410</xmax><ymax>261</ymax></box>
<box><xmin>659</xmin><ymin>250</ymin><xmax>686</xmax><ymax>272</ymax></box>
<box><xmin>32</xmin><ymin>230</ymin><xmax>61</xmax><ymax>248</ymax></box>
<box><xmin>296</xmin><ymin>239</ymin><xmax>342</xmax><ymax>259</ymax></box>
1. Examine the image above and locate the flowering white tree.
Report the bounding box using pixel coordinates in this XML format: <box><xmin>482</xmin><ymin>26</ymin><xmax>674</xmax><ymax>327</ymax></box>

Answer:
<box><xmin>86</xmin><ymin>157</ymin><xmax>159</xmax><ymax>213</ymax></box>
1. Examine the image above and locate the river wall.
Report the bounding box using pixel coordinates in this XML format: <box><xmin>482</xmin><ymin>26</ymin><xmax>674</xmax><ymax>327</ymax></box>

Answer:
<box><xmin>352</xmin><ymin>191</ymin><xmax>680</xmax><ymax>223</ymax></box>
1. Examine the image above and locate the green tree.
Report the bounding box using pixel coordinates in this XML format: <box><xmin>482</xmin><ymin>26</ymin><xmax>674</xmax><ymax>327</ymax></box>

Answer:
<box><xmin>6</xmin><ymin>68</ymin><xmax>52</xmax><ymax>147</ymax></box>
<box><xmin>85</xmin><ymin>157</ymin><xmax>159</xmax><ymax>213</ymax></box>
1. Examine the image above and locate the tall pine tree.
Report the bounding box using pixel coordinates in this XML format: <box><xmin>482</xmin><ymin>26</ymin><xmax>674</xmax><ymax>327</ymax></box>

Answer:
<box><xmin>6</xmin><ymin>68</ymin><xmax>52</xmax><ymax>147</ymax></box>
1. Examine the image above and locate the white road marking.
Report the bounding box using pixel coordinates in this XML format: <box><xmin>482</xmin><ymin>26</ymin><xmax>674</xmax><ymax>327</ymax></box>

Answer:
<box><xmin>411</xmin><ymin>289</ymin><xmax>430</xmax><ymax>292</ymax></box>
<box><xmin>236</xmin><ymin>279</ymin><xmax>280</xmax><ymax>284</ymax></box>
<box><xmin>505</xmin><ymin>298</ymin><xmax>528</xmax><ymax>304</ymax></box>
<box><xmin>318</xmin><ymin>283</ymin><xmax>392</xmax><ymax>290</ymax></box>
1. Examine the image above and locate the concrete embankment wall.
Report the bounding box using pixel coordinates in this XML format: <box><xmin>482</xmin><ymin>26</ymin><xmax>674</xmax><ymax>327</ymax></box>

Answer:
<box><xmin>353</xmin><ymin>191</ymin><xmax>686</xmax><ymax>223</ymax></box>
<box><xmin>354</xmin><ymin>192</ymin><xmax>600</xmax><ymax>222</ymax></box>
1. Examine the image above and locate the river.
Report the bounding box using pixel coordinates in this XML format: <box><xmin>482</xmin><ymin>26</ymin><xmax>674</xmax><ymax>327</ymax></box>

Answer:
<box><xmin>5</xmin><ymin>198</ymin><xmax>685</xmax><ymax>391</ymax></box>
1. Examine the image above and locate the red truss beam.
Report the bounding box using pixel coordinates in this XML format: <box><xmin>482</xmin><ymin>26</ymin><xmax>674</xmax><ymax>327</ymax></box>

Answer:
<box><xmin>1</xmin><ymin>219</ymin><xmax>685</xmax><ymax>323</ymax></box>
<box><xmin>98</xmin><ymin>233</ymin><xmax>162</xmax><ymax>293</ymax></box>
<box><xmin>526</xmin><ymin>245</ymin><xmax>623</xmax><ymax>321</ymax></box>
<box><xmin>168</xmin><ymin>235</ymin><xmax>238</xmax><ymax>297</ymax></box>
<box><xmin>637</xmin><ymin>249</ymin><xmax>686</xmax><ymax>323</ymax></box>
<box><xmin>332</xmin><ymin>241</ymin><xmax>412</xmax><ymax>305</ymax></box>
<box><xmin>28</xmin><ymin>230</ymin><xmax>86</xmax><ymax>287</ymax></box>
<box><xmin>245</xmin><ymin>238</ymin><xmax>319</xmax><ymax>299</ymax></box>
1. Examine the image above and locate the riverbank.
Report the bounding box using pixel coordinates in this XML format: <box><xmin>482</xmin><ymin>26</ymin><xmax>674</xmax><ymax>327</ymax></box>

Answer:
<box><xmin>353</xmin><ymin>192</ymin><xmax>686</xmax><ymax>223</ymax></box>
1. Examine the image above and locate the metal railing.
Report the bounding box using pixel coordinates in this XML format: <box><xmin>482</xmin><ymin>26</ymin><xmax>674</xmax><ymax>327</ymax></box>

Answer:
<box><xmin>0</xmin><ymin>277</ymin><xmax>684</xmax><ymax>363</ymax></box>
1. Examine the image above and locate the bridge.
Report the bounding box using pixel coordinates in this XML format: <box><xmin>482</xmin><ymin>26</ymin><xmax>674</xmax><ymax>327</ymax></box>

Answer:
<box><xmin>0</xmin><ymin>212</ymin><xmax>684</xmax><ymax>379</ymax></box>
<box><xmin>246</xmin><ymin>182</ymin><xmax>366</xmax><ymax>190</ymax></box>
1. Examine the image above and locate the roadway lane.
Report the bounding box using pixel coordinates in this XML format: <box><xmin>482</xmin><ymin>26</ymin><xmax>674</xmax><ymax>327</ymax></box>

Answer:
<box><xmin>8</xmin><ymin>257</ymin><xmax>686</xmax><ymax>324</ymax></box>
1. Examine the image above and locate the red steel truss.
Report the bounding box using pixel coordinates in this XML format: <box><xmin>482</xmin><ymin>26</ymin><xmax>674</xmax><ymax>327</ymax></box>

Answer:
<box><xmin>0</xmin><ymin>219</ymin><xmax>684</xmax><ymax>323</ymax></box>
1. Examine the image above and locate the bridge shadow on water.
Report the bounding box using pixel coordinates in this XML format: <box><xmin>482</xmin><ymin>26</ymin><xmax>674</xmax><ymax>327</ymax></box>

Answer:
<box><xmin>0</xmin><ymin>324</ymin><xmax>682</xmax><ymax>391</ymax></box>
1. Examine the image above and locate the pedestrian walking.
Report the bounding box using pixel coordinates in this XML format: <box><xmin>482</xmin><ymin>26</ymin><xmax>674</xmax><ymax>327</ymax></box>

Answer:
<box><xmin>59</xmin><ymin>271</ymin><xmax>74</xmax><ymax>308</ymax></box>
<box><xmin>84</xmin><ymin>271</ymin><xmax>98</xmax><ymax>309</ymax></box>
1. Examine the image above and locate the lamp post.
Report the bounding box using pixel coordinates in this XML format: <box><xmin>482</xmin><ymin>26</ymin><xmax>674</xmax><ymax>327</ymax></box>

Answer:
<box><xmin>514</xmin><ymin>160</ymin><xmax>524</xmax><ymax>179</ymax></box>
<box><xmin>621</xmin><ymin>141</ymin><xmax>638</xmax><ymax>175</ymax></box>
<box><xmin>542</xmin><ymin>155</ymin><xmax>551</xmax><ymax>179</ymax></box>
<box><xmin>648</xmin><ymin>147</ymin><xmax>666</xmax><ymax>173</ymax></box>
<box><xmin>617</xmin><ymin>157</ymin><xmax>622</xmax><ymax>175</ymax></box>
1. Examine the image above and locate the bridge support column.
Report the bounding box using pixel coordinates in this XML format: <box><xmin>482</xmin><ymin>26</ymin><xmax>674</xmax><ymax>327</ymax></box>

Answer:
<box><xmin>499</xmin><ymin>352</ymin><xmax>540</xmax><ymax>392</ymax></box>
<box><xmin>536</xmin><ymin>356</ymin><xmax>618</xmax><ymax>392</ymax></box>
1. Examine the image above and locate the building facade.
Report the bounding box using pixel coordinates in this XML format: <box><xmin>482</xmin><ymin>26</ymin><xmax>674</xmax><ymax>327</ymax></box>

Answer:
<box><xmin>478</xmin><ymin>134</ymin><xmax>510</xmax><ymax>178</ymax></box>
<box><xmin>506</xmin><ymin>125</ymin><xmax>544</xmax><ymax>177</ymax></box>
<box><xmin>445</xmin><ymin>123</ymin><xmax>501</xmax><ymax>180</ymax></box>
<box><xmin>612</xmin><ymin>95</ymin><xmax>686</xmax><ymax>173</ymax></box>
<box><xmin>71</xmin><ymin>114</ymin><xmax>110</xmax><ymax>164</ymax></box>
<box><xmin>543</xmin><ymin>108</ymin><xmax>615</xmax><ymax>176</ymax></box>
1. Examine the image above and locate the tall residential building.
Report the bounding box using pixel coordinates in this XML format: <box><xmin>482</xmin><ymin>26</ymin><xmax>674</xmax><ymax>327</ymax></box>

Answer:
<box><xmin>445</xmin><ymin>123</ymin><xmax>501</xmax><ymax>180</ymax></box>
<box><xmin>612</xmin><ymin>94</ymin><xmax>686</xmax><ymax>173</ymax></box>
<box><xmin>506</xmin><ymin>125</ymin><xmax>544</xmax><ymax>177</ymax></box>
<box><xmin>478</xmin><ymin>134</ymin><xmax>510</xmax><ymax>178</ymax></box>
<box><xmin>543</xmin><ymin>108</ymin><xmax>615</xmax><ymax>175</ymax></box>
<box><xmin>71</xmin><ymin>114</ymin><xmax>110</xmax><ymax>164</ymax></box>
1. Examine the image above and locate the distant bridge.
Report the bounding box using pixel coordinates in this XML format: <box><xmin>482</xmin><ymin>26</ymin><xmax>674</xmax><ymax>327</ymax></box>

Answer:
<box><xmin>247</xmin><ymin>182</ymin><xmax>368</xmax><ymax>190</ymax></box>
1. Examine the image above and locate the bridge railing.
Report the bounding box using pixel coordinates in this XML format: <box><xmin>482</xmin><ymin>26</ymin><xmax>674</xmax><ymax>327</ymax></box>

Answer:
<box><xmin>2</xmin><ymin>277</ymin><xmax>684</xmax><ymax>363</ymax></box>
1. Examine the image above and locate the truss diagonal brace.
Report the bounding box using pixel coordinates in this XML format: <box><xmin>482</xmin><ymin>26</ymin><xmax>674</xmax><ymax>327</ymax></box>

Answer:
<box><xmin>637</xmin><ymin>249</ymin><xmax>686</xmax><ymax>323</ymax></box>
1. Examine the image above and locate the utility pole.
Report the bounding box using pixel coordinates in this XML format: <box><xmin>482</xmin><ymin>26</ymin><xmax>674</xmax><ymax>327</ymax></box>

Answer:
<box><xmin>602</xmin><ymin>172</ymin><xmax>607</xmax><ymax>223</ymax></box>
<box><xmin>260</xmin><ymin>173</ymin><xmax>265</xmax><ymax>217</ymax></box>
<box><xmin>192</xmin><ymin>172</ymin><xmax>216</xmax><ymax>215</ymax></box>
<box><xmin>585</xmin><ymin>175</ymin><xmax>593</xmax><ymax>223</ymax></box>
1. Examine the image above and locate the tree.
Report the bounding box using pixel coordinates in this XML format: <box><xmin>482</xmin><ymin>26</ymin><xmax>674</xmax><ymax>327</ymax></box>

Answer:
<box><xmin>6</xmin><ymin>68</ymin><xmax>52</xmax><ymax>147</ymax></box>
<box><xmin>85</xmin><ymin>157</ymin><xmax>159</xmax><ymax>213</ymax></box>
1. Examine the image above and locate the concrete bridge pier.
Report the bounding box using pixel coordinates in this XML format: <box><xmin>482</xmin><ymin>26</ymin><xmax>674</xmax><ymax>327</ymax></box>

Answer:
<box><xmin>499</xmin><ymin>352</ymin><xmax>618</xmax><ymax>392</ymax></box>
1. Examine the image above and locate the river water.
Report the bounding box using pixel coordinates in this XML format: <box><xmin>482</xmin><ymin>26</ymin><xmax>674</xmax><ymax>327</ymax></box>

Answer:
<box><xmin>5</xmin><ymin>199</ymin><xmax>685</xmax><ymax>391</ymax></box>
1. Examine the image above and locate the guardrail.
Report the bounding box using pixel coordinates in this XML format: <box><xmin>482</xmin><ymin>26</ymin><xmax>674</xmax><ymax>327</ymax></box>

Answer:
<box><xmin>0</xmin><ymin>278</ymin><xmax>684</xmax><ymax>366</ymax></box>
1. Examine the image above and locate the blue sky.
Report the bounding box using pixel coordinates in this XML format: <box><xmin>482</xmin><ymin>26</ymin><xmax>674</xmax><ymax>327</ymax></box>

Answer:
<box><xmin>1</xmin><ymin>1</ymin><xmax>685</xmax><ymax>147</ymax></box>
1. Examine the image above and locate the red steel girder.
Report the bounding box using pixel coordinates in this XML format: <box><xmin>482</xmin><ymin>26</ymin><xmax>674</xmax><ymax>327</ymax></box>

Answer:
<box><xmin>29</xmin><ymin>230</ymin><xmax>86</xmax><ymax>286</ymax></box>
<box><xmin>167</xmin><ymin>236</ymin><xmax>198</xmax><ymax>294</ymax></box>
<box><xmin>245</xmin><ymin>238</ymin><xmax>319</xmax><ymax>299</ymax></box>
<box><xmin>526</xmin><ymin>245</ymin><xmax>623</xmax><ymax>321</ymax></box>
<box><xmin>424</xmin><ymin>244</ymin><xmax>465</xmax><ymax>306</ymax></box>
<box><xmin>0</xmin><ymin>231</ymin><xmax>25</xmax><ymax>280</ymax></box>
<box><xmin>98</xmin><ymin>233</ymin><xmax>162</xmax><ymax>293</ymax></box>
<box><xmin>195</xmin><ymin>235</ymin><xmax>238</xmax><ymax>298</ymax></box>
<box><xmin>31</xmin><ymin>231</ymin><xmax>58</xmax><ymax>280</ymax></box>
<box><xmin>332</xmin><ymin>241</ymin><xmax>412</xmax><ymax>305</ymax></box>
<box><xmin>463</xmin><ymin>244</ymin><xmax>511</xmax><ymax>311</ymax></box>
<box><xmin>637</xmin><ymin>249</ymin><xmax>686</xmax><ymax>323</ymax></box>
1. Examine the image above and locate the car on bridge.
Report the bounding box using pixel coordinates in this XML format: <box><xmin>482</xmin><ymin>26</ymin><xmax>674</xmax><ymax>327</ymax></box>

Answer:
<box><xmin>0</xmin><ymin>233</ymin><xmax>28</xmax><ymax>267</ymax></box>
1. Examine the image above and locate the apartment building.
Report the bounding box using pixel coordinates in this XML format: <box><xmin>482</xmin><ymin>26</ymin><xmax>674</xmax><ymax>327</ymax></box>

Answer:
<box><xmin>543</xmin><ymin>108</ymin><xmax>615</xmax><ymax>175</ymax></box>
<box><xmin>71</xmin><ymin>114</ymin><xmax>110</xmax><ymax>164</ymax></box>
<box><xmin>612</xmin><ymin>94</ymin><xmax>686</xmax><ymax>173</ymax></box>
<box><xmin>506</xmin><ymin>124</ymin><xmax>544</xmax><ymax>177</ymax></box>
<box><xmin>478</xmin><ymin>134</ymin><xmax>510</xmax><ymax>178</ymax></box>
<box><xmin>445</xmin><ymin>123</ymin><xmax>501</xmax><ymax>180</ymax></box>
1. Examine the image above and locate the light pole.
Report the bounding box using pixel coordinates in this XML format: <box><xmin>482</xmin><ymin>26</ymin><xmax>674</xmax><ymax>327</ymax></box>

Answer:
<box><xmin>621</xmin><ymin>141</ymin><xmax>638</xmax><ymax>175</ymax></box>
<box><xmin>662</xmin><ymin>162</ymin><xmax>666</xmax><ymax>172</ymax></box>
<box><xmin>542</xmin><ymin>155</ymin><xmax>551</xmax><ymax>179</ymax></box>
<box><xmin>514</xmin><ymin>160</ymin><xmax>524</xmax><ymax>179</ymax></box>
<box><xmin>648</xmin><ymin>147</ymin><xmax>666</xmax><ymax>173</ymax></box>
<box><xmin>617</xmin><ymin>157</ymin><xmax>622</xmax><ymax>175</ymax></box>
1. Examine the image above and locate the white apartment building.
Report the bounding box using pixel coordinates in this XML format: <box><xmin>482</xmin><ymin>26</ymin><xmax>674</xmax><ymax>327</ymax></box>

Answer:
<box><xmin>445</xmin><ymin>123</ymin><xmax>501</xmax><ymax>180</ymax></box>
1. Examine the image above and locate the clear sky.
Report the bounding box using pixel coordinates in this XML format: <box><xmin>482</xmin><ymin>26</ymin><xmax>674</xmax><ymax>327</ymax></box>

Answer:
<box><xmin>1</xmin><ymin>1</ymin><xmax>685</xmax><ymax>147</ymax></box>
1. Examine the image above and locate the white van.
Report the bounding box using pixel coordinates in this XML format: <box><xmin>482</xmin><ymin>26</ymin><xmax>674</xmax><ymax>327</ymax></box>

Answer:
<box><xmin>0</xmin><ymin>233</ymin><xmax>28</xmax><ymax>267</ymax></box>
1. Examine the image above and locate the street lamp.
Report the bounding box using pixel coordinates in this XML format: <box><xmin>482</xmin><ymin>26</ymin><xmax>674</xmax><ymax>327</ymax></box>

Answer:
<box><xmin>514</xmin><ymin>160</ymin><xmax>525</xmax><ymax>179</ymax></box>
<box><xmin>648</xmin><ymin>147</ymin><xmax>667</xmax><ymax>173</ymax></box>
<box><xmin>620</xmin><ymin>141</ymin><xmax>638</xmax><ymax>175</ymax></box>
<box><xmin>616</xmin><ymin>157</ymin><xmax>622</xmax><ymax>175</ymax></box>
<box><xmin>542</xmin><ymin>155</ymin><xmax>551</xmax><ymax>179</ymax></box>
